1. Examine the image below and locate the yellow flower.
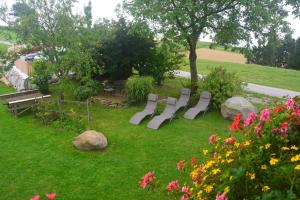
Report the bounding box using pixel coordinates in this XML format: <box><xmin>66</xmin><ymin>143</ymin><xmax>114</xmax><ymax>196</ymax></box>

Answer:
<box><xmin>244</xmin><ymin>140</ymin><xmax>251</xmax><ymax>146</ymax></box>
<box><xmin>227</xmin><ymin>159</ymin><xmax>234</xmax><ymax>164</ymax></box>
<box><xmin>265</xmin><ymin>143</ymin><xmax>271</xmax><ymax>150</ymax></box>
<box><xmin>190</xmin><ymin>170</ymin><xmax>198</xmax><ymax>179</ymax></box>
<box><xmin>212</xmin><ymin>168</ymin><xmax>221</xmax><ymax>175</ymax></box>
<box><xmin>295</xmin><ymin>165</ymin><xmax>300</xmax><ymax>170</ymax></box>
<box><xmin>197</xmin><ymin>190</ymin><xmax>203</xmax><ymax>199</ymax></box>
<box><xmin>281</xmin><ymin>146</ymin><xmax>290</xmax><ymax>151</ymax></box>
<box><xmin>291</xmin><ymin>154</ymin><xmax>300</xmax><ymax>162</ymax></box>
<box><xmin>229</xmin><ymin>176</ymin><xmax>233</xmax><ymax>181</ymax></box>
<box><xmin>291</xmin><ymin>145</ymin><xmax>299</xmax><ymax>151</ymax></box>
<box><xmin>262</xmin><ymin>185</ymin><xmax>270</xmax><ymax>192</ymax></box>
<box><xmin>226</xmin><ymin>150</ymin><xmax>234</xmax><ymax>157</ymax></box>
<box><xmin>234</xmin><ymin>142</ymin><xmax>240</xmax><ymax>148</ymax></box>
<box><xmin>203</xmin><ymin>149</ymin><xmax>209</xmax><ymax>155</ymax></box>
<box><xmin>261</xmin><ymin>165</ymin><xmax>268</xmax><ymax>170</ymax></box>
<box><xmin>246</xmin><ymin>172</ymin><xmax>255</xmax><ymax>180</ymax></box>
<box><xmin>205</xmin><ymin>185</ymin><xmax>214</xmax><ymax>193</ymax></box>
<box><xmin>224</xmin><ymin>186</ymin><xmax>230</xmax><ymax>193</ymax></box>
<box><xmin>270</xmin><ymin>158</ymin><xmax>279</xmax><ymax>165</ymax></box>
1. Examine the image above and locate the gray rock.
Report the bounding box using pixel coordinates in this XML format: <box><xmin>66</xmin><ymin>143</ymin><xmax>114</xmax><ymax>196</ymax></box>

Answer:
<box><xmin>221</xmin><ymin>96</ymin><xmax>258</xmax><ymax>120</ymax></box>
<box><xmin>73</xmin><ymin>130</ymin><xmax>108</xmax><ymax>151</ymax></box>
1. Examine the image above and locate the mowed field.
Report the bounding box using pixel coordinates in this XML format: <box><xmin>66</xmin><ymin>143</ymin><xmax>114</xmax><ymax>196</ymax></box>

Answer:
<box><xmin>194</xmin><ymin>48</ymin><xmax>247</xmax><ymax>64</ymax></box>
<box><xmin>183</xmin><ymin>47</ymin><xmax>300</xmax><ymax>92</ymax></box>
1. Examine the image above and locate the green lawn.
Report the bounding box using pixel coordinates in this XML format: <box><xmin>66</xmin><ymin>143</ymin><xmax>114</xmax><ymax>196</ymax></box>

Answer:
<box><xmin>182</xmin><ymin>59</ymin><xmax>300</xmax><ymax>92</ymax></box>
<box><xmin>0</xmin><ymin>82</ymin><xmax>232</xmax><ymax>200</ymax></box>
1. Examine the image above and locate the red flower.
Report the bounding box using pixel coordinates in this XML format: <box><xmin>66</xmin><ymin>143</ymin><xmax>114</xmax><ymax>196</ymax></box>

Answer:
<box><xmin>209</xmin><ymin>134</ymin><xmax>218</xmax><ymax>144</ymax></box>
<box><xmin>30</xmin><ymin>195</ymin><xmax>40</xmax><ymax>200</ymax></box>
<box><xmin>46</xmin><ymin>193</ymin><xmax>56</xmax><ymax>200</ymax></box>
<box><xmin>190</xmin><ymin>157</ymin><xmax>197</xmax><ymax>166</ymax></box>
<box><xmin>229</xmin><ymin>113</ymin><xmax>242</xmax><ymax>131</ymax></box>
<box><xmin>224</xmin><ymin>136</ymin><xmax>235</xmax><ymax>145</ymax></box>
<box><xmin>273</xmin><ymin>105</ymin><xmax>284</xmax><ymax>114</ymax></box>
<box><xmin>139</xmin><ymin>171</ymin><xmax>156</xmax><ymax>189</ymax></box>
<box><xmin>255</xmin><ymin>125</ymin><xmax>262</xmax><ymax>137</ymax></box>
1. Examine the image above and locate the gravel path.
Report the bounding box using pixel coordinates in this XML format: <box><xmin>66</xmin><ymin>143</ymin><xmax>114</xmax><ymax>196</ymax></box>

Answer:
<box><xmin>175</xmin><ymin>70</ymin><xmax>300</xmax><ymax>98</ymax></box>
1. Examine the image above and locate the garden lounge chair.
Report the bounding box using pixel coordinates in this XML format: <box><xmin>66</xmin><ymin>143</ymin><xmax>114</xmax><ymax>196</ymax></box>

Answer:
<box><xmin>147</xmin><ymin>97</ymin><xmax>177</xmax><ymax>130</ymax></box>
<box><xmin>129</xmin><ymin>93</ymin><xmax>159</xmax><ymax>125</ymax></box>
<box><xmin>176</xmin><ymin>88</ymin><xmax>191</xmax><ymax>111</ymax></box>
<box><xmin>184</xmin><ymin>91</ymin><xmax>211</xmax><ymax>120</ymax></box>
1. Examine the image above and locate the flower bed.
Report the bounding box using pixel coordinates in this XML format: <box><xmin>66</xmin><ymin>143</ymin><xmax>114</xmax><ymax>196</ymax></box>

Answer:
<box><xmin>139</xmin><ymin>97</ymin><xmax>300</xmax><ymax>199</ymax></box>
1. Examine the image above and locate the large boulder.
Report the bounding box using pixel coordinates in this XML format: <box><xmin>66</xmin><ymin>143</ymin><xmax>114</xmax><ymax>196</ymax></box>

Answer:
<box><xmin>221</xmin><ymin>96</ymin><xmax>257</xmax><ymax>120</ymax></box>
<box><xmin>73</xmin><ymin>130</ymin><xmax>108</xmax><ymax>151</ymax></box>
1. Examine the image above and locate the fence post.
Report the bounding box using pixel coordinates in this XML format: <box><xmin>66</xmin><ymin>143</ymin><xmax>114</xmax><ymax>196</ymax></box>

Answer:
<box><xmin>57</xmin><ymin>97</ymin><xmax>62</xmax><ymax>119</ymax></box>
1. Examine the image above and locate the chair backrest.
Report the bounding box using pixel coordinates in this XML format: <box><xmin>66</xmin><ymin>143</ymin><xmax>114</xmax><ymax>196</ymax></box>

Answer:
<box><xmin>145</xmin><ymin>93</ymin><xmax>158</xmax><ymax>111</ymax></box>
<box><xmin>200</xmin><ymin>91</ymin><xmax>211</xmax><ymax>100</ymax></box>
<box><xmin>177</xmin><ymin>88</ymin><xmax>191</xmax><ymax>109</ymax></box>
<box><xmin>197</xmin><ymin>91</ymin><xmax>211</xmax><ymax>106</ymax></box>
<box><xmin>163</xmin><ymin>97</ymin><xmax>177</xmax><ymax>115</ymax></box>
<box><xmin>148</xmin><ymin>93</ymin><xmax>158</xmax><ymax>102</ymax></box>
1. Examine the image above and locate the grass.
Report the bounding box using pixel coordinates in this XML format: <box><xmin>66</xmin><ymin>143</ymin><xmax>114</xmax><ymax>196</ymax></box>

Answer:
<box><xmin>0</xmin><ymin>81</ymin><xmax>232</xmax><ymax>200</ymax></box>
<box><xmin>0</xmin><ymin>43</ymin><xmax>9</xmax><ymax>55</ymax></box>
<box><xmin>181</xmin><ymin>59</ymin><xmax>300</xmax><ymax>92</ymax></box>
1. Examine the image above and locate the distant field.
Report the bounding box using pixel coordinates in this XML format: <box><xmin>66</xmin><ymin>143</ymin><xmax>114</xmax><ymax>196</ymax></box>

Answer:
<box><xmin>194</xmin><ymin>48</ymin><xmax>246</xmax><ymax>64</ymax></box>
<box><xmin>182</xmin><ymin>59</ymin><xmax>300</xmax><ymax>92</ymax></box>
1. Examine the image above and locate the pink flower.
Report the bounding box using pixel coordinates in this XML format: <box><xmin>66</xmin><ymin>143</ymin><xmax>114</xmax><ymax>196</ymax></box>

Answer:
<box><xmin>209</xmin><ymin>134</ymin><xmax>218</xmax><ymax>144</ymax></box>
<box><xmin>244</xmin><ymin>112</ymin><xmax>257</xmax><ymax>126</ymax></box>
<box><xmin>31</xmin><ymin>195</ymin><xmax>40</xmax><ymax>200</ymax></box>
<box><xmin>181</xmin><ymin>194</ymin><xmax>189</xmax><ymax>200</ymax></box>
<box><xmin>177</xmin><ymin>160</ymin><xmax>185</xmax><ymax>170</ymax></box>
<box><xmin>215</xmin><ymin>192</ymin><xmax>228</xmax><ymax>200</ymax></box>
<box><xmin>46</xmin><ymin>193</ymin><xmax>56</xmax><ymax>200</ymax></box>
<box><xmin>293</xmin><ymin>108</ymin><xmax>300</xmax><ymax>117</ymax></box>
<box><xmin>224</xmin><ymin>136</ymin><xmax>235</xmax><ymax>145</ymax></box>
<box><xmin>182</xmin><ymin>185</ymin><xmax>189</xmax><ymax>193</ymax></box>
<box><xmin>139</xmin><ymin>171</ymin><xmax>156</xmax><ymax>189</ymax></box>
<box><xmin>285</xmin><ymin>98</ymin><xmax>295</xmax><ymax>110</ymax></box>
<box><xmin>260</xmin><ymin>109</ymin><xmax>271</xmax><ymax>122</ymax></box>
<box><xmin>166</xmin><ymin>180</ymin><xmax>179</xmax><ymax>192</ymax></box>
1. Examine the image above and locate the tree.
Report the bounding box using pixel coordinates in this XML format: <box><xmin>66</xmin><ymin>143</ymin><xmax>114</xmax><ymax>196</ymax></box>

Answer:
<box><xmin>9</xmin><ymin>0</ymin><xmax>78</xmax><ymax>77</ymax></box>
<box><xmin>84</xmin><ymin>0</ymin><xmax>92</xmax><ymax>28</ymax></box>
<box><xmin>124</xmin><ymin>0</ymin><xmax>300</xmax><ymax>93</ymax></box>
<box><xmin>95</xmin><ymin>18</ymin><xmax>155</xmax><ymax>81</ymax></box>
<box><xmin>290</xmin><ymin>37</ymin><xmax>300</xmax><ymax>69</ymax></box>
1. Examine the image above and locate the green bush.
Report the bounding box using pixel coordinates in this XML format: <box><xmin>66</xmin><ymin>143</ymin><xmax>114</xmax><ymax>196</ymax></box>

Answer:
<box><xmin>199</xmin><ymin>67</ymin><xmax>242</xmax><ymax>109</ymax></box>
<box><xmin>125</xmin><ymin>76</ymin><xmax>154</xmax><ymax>104</ymax></box>
<box><xmin>31</xmin><ymin>61</ymin><xmax>52</xmax><ymax>94</ymax></box>
<box><xmin>74</xmin><ymin>78</ymin><xmax>99</xmax><ymax>101</ymax></box>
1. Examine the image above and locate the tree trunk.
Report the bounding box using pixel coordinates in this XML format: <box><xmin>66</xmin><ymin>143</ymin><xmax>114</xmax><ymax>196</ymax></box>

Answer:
<box><xmin>188</xmin><ymin>36</ymin><xmax>199</xmax><ymax>94</ymax></box>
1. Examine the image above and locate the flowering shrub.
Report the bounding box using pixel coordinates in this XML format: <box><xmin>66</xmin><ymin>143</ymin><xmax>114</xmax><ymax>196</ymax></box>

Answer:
<box><xmin>139</xmin><ymin>97</ymin><xmax>300</xmax><ymax>199</ymax></box>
